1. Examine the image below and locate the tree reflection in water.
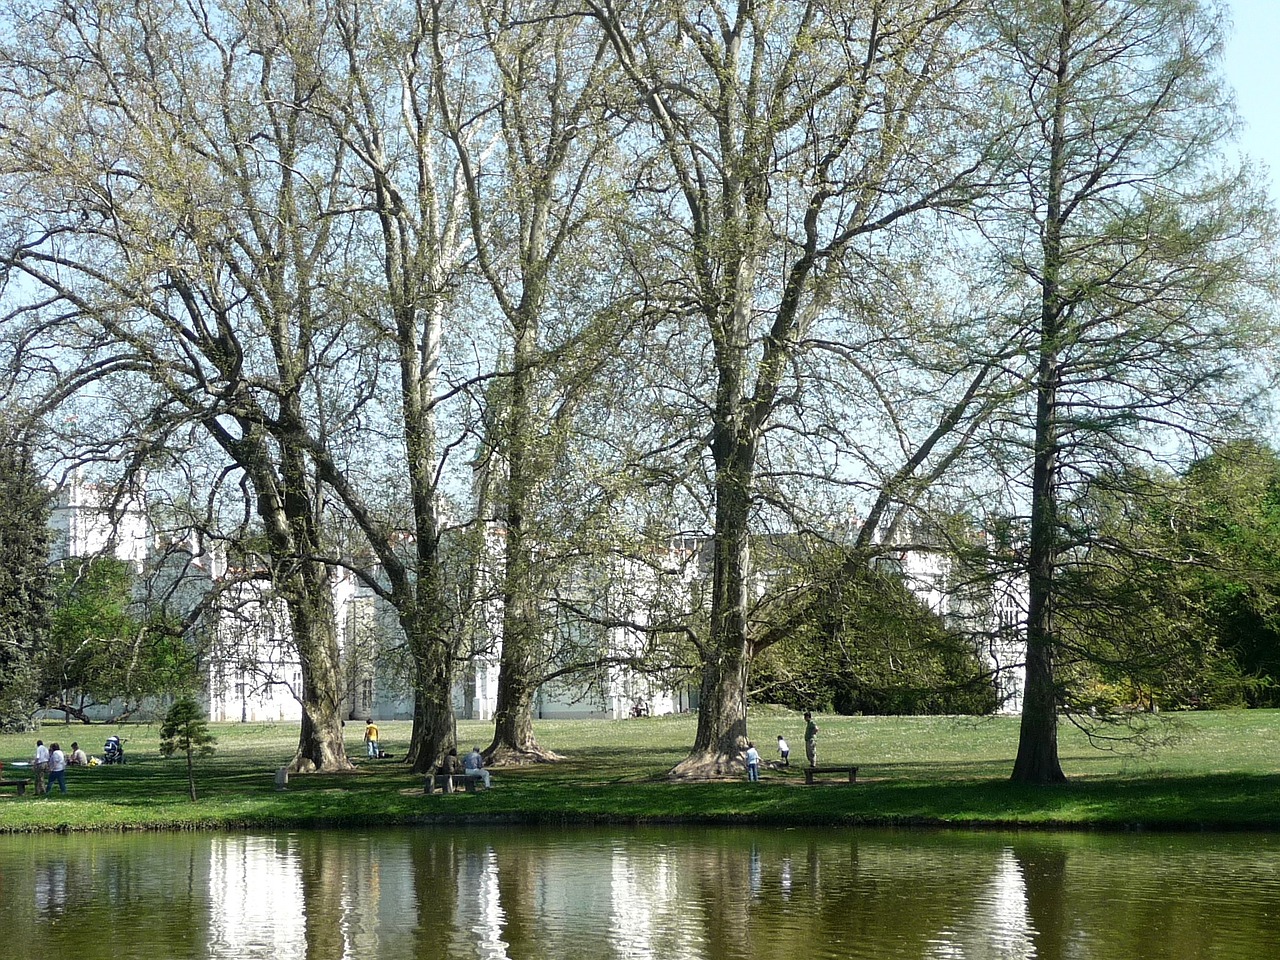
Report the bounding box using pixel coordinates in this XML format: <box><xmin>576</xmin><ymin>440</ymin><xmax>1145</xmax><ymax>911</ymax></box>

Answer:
<box><xmin>2</xmin><ymin>828</ymin><xmax>1280</xmax><ymax>959</ymax></box>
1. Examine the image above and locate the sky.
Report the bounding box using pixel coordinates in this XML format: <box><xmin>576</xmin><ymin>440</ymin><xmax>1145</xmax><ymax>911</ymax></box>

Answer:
<box><xmin>1223</xmin><ymin>0</ymin><xmax>1280</xmax><ymax>197</ymax></box>
<box><xmin>1223</xmin><ymin>0</ymin><xmax>1278</xmax><ymax>434</ymax></box>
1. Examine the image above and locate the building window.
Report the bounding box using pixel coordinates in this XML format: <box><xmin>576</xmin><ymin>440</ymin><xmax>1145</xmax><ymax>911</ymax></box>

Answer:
<box><xmin>361</xmin><ymin>678</ymin><xmax>373</xmax><ymax>711</ymax></box>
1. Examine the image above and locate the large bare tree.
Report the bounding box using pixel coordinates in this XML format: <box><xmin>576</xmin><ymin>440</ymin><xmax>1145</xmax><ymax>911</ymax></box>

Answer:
<box><xmin>588</xmin><ymin>0</ymin><xmax>1000</xmax><ymax>776</ymax></box>
<box><xmin>0</xmin><ymin>0</ymin><xmax>355</xmax><ymax>770</ymax></box>
<box><xmin>435</xmin><ymin>0</ymin><xmax>635</xmax><ymax>762</ymax></box>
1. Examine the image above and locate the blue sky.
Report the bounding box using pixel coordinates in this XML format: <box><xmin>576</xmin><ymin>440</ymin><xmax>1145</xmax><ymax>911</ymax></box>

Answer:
<box><xmin>1224</xmin><ymin>0</ymin><xmax>1279</xmax><ymax>195</ymax></box>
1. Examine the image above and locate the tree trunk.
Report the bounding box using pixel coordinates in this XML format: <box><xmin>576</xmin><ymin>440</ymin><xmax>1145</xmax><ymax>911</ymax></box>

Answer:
<box><xmin>406</xmin><ymin>633</ymin><xmax>457</xmax><ymax>774</ymax></box>
<box><xmin>1009</xmin><ymin>376</ymin><xmax>1068</xmax><ymax>781</ymax></box>
<box><xmin>49</xmin><ymin>703</ymin><xmax>92</xmax><ymax>724</ymax></box>
<box><xmin>486</xmin><ymin>649</ymin><xmax>562</xmax><ymax>765</ymax></box>
<box><xmin>486</xmin><ymin>582</ymin><xmax>562</xmax><ymax>763</ymax></box>
<box><xmin>286</xmin><ymin>561</ymin><xmax>352</xmax><ymax>774</ymax></box>
<box><xmin>670</xmin><ymin>649</ymin><xmax>749</xmax><ymax>779</ymax></box>
<box><xmin>1011</xmin><ymin>374</ymin><xmax>1066</xmax><ymax>785</ymax></box>
<box><xmin>1011</xmin><ymin>16</ymin><xmax>1070</xmax><ymax>786</ymax></box>
<box><xmin>485</xmin><ymin>310</ymin><xmax>560</xmax><ymax>765</ymax></box>
<box><xmin>670</xmin><ymin>431</ymin><xmax>753</xmax><ymax>778</ymax></box>
<box><xmin>1011</xmin><ymin>620</ymin><xmax>1064</xmax><ymax>783</ymax></box>
<box><xmin>186</xmin><ymin>746</ymin><xmax>196</xmax><ymax>802</ymax></box>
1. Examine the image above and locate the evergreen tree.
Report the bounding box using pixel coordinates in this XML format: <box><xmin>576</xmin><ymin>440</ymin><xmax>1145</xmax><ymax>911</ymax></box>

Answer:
<box><xmin>160</xmin><ymin>696</ymin><xmax>217</xmax><ymax>802</ymax></box>
<box><xmin>0</xmin><ymin>418</ymin><xmax>49</xmax><ymax>731</ymax></box>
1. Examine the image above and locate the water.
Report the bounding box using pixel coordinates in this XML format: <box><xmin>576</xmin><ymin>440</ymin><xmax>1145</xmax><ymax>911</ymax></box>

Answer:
<box><xmin>1</xmin><ymin>826</ymin><xmax>1279</xmax><ymax>959</ymax></box>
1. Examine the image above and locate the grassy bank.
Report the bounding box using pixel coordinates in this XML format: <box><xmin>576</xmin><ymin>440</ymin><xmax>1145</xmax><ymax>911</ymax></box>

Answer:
<box><xmin>2</xmin><ymin>708</ymin><xmax>1279</xmax><ymax>833</ymax></box>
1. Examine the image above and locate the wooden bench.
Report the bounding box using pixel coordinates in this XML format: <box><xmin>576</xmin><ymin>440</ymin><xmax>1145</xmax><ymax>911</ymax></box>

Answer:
<box><xmin>0</xmin><ymin>778</ymin><xmax>31</xmax><ymax>796</ymax></box>
<box><xmin>802</xmin><ymin>765</ymin><xmax>859</xmax><ymax>785</ymax></box>
<box><xmin>425</xmin><ymin>770</ymin><xmax>478</xmax><ymax>794</ymax></box>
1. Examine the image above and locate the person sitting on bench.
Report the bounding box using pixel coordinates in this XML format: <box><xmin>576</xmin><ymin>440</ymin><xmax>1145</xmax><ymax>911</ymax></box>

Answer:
<box><xmin>441</xmin><ymin>748</ymin><xmax>463</xmax><ymax>777</ymax></box>
<box><xmin>463</xmin><ymin>747</ymin><xmax>491</xmax><ymax>788</ymax></box>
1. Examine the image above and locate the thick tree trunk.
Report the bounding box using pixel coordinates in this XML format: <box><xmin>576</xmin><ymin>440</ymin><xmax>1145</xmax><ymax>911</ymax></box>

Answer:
<box><xmin>487</xmin><ymin>660</ymin><xmax>538</xmax><ymax>761</ymax></box>
<box><xmin>407</xmin><ymin>637</ymin><xmax>457</xmax><ymax>774</ymax></box>
<box><xmin>486</xmin><ymin>678</ymin><xmax>563</xmax><ymax>765</ymax></box>
<box><xmin>486</xmin><ymin>620</ymin><xmax>562</xmax><ymax>764</ymax></box>
<box><xmin>1012</xmin><ymin>313</ymin><xmax>1067</xmax><ymax>783</ymax></box>
<box><xmin>670</xmin><ymin>431</ymin><xmax>754</xmax><ymax>779</ymax></box>
<box><xmin>1010</xmin><ymin>386</ymin><xmax>1068</xmax><ymax>781</ymax></box>
<box><xmin>287</xmin><ymin>562</ymin><xmax>352</xmax><ymax>773</ymax></box>
<box><xmin>670</xmin><ymin>650</ymin><xmax>750</xmax><ymax>779</ymax></box>
<box><xmin>1011</xmin><ymin>620</ymin><xmax>1064</xmax><ymax>783</ymax></box>
<box><xmin>486</xmin><ymin>313</ymin><xmax>560</xmax><ymax>765</ymax></box>
<box><xmin>1011</xmin><ymin>380</ymin><xmax>1066</xmax><ymax>785</ymax></box>
<box><xmin>231</xmin><ymin>402</ymin><xmax>351</xmax><ymax>774</ymax></box>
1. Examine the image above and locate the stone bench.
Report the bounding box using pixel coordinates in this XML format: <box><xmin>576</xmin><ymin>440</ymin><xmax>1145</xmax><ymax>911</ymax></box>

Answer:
<box><xmin>0</xmin><ymin>778</ymin><xmax>31</xmax><ymax>796</ymax></box>
<box><xmin>425</xmin><ymin>770</ymin><xmax>479</xmax><ymax>794</ymax></box>
<box><xmin>802</xmin><ymin>765</ymin><xmax>859</xmax><ymax>785</ymax></box>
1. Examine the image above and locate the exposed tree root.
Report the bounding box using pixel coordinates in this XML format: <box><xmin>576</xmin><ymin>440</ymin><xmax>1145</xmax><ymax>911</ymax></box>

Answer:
<box><xmin>485</xmin><ymin>744</ymin><xmax>564</xmax><ymax>766</ymax></box>
<box><xmin>667</xmin><ymin>750</ymin><xmax>745</xmax><ymax>781</ymax></box>
<box><xmin>289</xmin><ymin>754</ymin><xmax>355</xmax><ymax>774</ymax></box>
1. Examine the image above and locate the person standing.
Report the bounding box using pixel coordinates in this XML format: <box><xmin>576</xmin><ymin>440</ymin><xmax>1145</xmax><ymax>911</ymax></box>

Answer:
<box><xmin>33</xmin><ymin>739</ymin><xmax>49</xmax><ymax>796</ymax></box>
<box><xmin>45</xmin><ymin>743</ymin><xmax>67</xmax><ymax>795</ymax></box>
<box><xmin>364</xmin><ymin>718</ymin><xmax>379</xmax><ymax>759</ymax></box>
<box><xmin>803</xmin><ymin>712</ymin><xmax>819</xmax><ymax>768</ymax></box>
<box><xmin>463</xmin><ymin>747</ymin><xmax>491</xmax><ymax>788</ymax></box>
<box><xmin>745</xmin><ymin>742</ymin><xmax>760</xmax><ymax>782</ymax></box>
<box><xmin>776</xmin><ymin>735</ymin><xmax>790</xmax><ymax>767</ymax></box>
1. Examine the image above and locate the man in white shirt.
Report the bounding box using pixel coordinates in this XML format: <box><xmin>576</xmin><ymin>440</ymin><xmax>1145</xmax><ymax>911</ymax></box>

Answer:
<box><xmin>463</xmin><ymin>747</ymin><xmax>491</xmax><ymax>788</ymax></box>
<box><xmin>33</xmin><ymin>739</ymin><xmax>49</xmax><ymax>796</ymax></box>
<box><xmin>45</xmin><ymin>743</ymin><xmax>67</xmax><ymax>795</ymax></box>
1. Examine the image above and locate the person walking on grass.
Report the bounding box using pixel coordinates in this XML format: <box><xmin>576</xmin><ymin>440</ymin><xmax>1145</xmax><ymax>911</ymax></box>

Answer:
<box><xmin>776</xmin><ymin>735</ymin><xmax>789</xmax><ymax>767</ymax></box>
<box><xmin>45</xmin><ymin>743</ymin><xmax>67</xmax><ymax>796</ymax></box>
<box><xmin>745</xmin><ymin>742</ymin><xmax>761</xmax><ymax>782</ymax></box>
<box><xmin>364</xmin><ymin>718</ymin><xmax>379</xmax><ymax>759</ymax></box>
<box><xmin>803</xmin><ymin>712</ymin><xmax>819</xmax><ymax>768</ymax></box>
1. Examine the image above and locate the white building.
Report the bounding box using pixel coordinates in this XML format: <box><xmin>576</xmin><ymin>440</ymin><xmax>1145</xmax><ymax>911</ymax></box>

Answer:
<box><xmin>47</xmin><ymin>471</ymin><xmax>149</xmax><ymax>570</ymax></box>
<box><xmin>44</xmin><ymin>472</ymin><xmax>1025</xmax><ymax>724</ymax></box>
<box><xmin>893</xmin><ymin>541</ymin><xmax>1028</xmax><ymax>715</ymax></box>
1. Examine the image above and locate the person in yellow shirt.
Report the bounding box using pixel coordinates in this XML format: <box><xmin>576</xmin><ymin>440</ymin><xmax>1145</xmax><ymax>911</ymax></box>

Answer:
<box><xmin>364</xmin><ymin>718</ymin><xmax>379</xmax><ymax>758</ymax></box>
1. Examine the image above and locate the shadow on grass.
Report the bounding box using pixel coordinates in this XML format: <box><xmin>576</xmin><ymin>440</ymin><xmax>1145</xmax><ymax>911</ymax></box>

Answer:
<box><xmin>8</xmin><ymin>718</ymin><xmax>1280</xmax><ymax>832</ymax></box>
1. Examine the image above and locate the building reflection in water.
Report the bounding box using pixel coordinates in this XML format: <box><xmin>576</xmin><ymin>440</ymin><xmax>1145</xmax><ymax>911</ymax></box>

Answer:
<box><xmin>925</xmin><ymin>847</ymin><xmax>1035</xmax><ymax>960</ymax></box>
<box><xmin>455</xmin><ymin>846</ymin><xmax>509</xmax><ymax>959</ymax></box>
<box><xmin>207</xmin><ymin>835</ymin><xmax>305</xmax><ymax>959</ymax></box>
<box><xmin>608</xmin><ymin>839</ymin><xmax>707</xmax><ymax>959</ymax></box>
<box><xmin>33</xmin><ymin>857</ymin><xmax>68</xmax><ymax>917</ymax></box>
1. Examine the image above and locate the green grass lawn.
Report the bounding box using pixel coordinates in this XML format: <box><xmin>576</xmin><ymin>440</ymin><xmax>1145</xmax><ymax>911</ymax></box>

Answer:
<box><xmin>2</xmin><ymin>707</ymin><xmax>1278</xmax><ymax>833</ymax></box>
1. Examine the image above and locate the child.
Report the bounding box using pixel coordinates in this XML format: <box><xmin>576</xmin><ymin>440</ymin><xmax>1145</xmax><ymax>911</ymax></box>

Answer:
<box><xmin>777</xmin><ymin>735</ymin><xmax>789</xmax><ymax>766</ymax></box>
<box><xmin>745</xmin><ymin>742</ymin><xmax>760</xmax><ymax>782</ymax></box>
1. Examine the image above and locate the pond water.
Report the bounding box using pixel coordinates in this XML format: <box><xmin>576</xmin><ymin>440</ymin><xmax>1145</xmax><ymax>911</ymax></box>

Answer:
<box><xmin>1</xmin><ymin>825</ymin><xmax>1279</xmax><ymax>959</ymax></box>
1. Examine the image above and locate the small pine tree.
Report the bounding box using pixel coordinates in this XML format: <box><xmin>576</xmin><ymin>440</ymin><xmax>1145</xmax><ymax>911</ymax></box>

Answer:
<box><xmin>160</xmin><ymin>696</ymin><xmax>217</xmax><ymax>801</ymax></box>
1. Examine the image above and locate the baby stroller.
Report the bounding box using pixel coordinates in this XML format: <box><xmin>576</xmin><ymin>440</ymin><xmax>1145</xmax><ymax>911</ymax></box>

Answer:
<box><xmin>103</xmin><ymin>735</ymin><xmax>125</xmax><ymax>765</ymax></box>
